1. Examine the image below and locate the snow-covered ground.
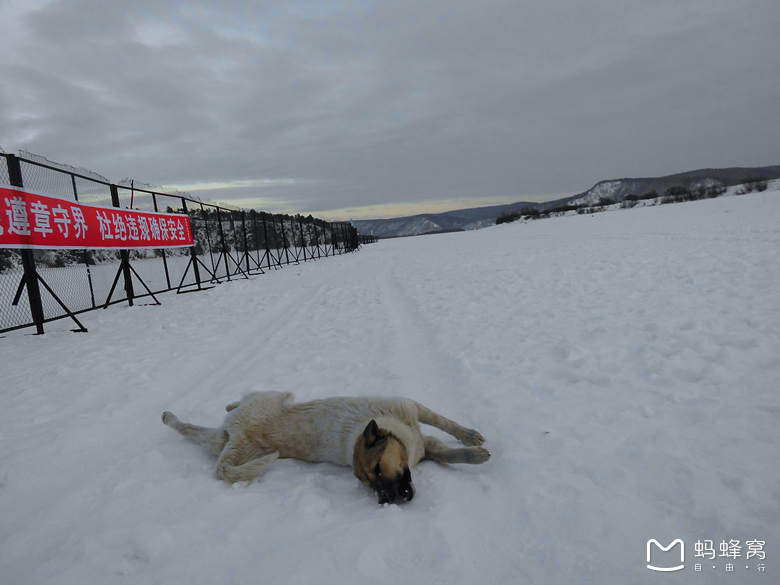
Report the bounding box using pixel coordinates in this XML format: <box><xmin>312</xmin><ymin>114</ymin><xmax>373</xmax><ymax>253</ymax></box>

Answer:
<box><xmin>1</xmin><ymin>190</ymin><xmax>778</xmax><ymax>584</ymax></box>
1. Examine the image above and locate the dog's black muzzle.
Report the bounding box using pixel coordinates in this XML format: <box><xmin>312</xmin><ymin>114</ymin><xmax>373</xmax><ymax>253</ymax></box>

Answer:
<box><xmin>376</xmin><ymin>467</ymin><xmax>415</xmax><ymax>505</ymax></box>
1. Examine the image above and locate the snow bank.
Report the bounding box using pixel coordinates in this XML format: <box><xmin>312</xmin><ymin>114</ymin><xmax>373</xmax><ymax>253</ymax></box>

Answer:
<box><xmin>1</xmin><ymin>190</ymin><xmax>778</xmax><ymax>584</ymax></box>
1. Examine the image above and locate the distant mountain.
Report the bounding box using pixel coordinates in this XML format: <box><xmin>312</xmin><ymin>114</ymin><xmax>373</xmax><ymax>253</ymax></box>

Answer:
<box><xmin>354</xmin><ymin>165</ymin><xmax>780</xmax><ymax>238</ymax></box>
<box><xmin>352</xmin><ymin>202</ymin><xmax>540</xmax><ymax>238</ymax></box>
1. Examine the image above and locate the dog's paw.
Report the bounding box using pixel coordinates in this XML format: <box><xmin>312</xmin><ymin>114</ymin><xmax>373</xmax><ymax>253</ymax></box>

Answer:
<box><xmin>162</xmin><ymin>411</ymin><xmax>176</xmax><ymax>425</ymax></box>
<box><xmin>467</xmin><ymin>446</ymin><xmax>491</xmax><ymax>464</ymax></box>
<box><xmin>459</xmin><ymin>428</ymin><xmax>485</xmax><ymax>447</ymax></box>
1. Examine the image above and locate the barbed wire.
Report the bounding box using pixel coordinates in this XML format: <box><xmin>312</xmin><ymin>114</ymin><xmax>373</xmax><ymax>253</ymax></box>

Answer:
<box><xmin>6</xmin><ymin>149</ymin><xmax>249</xmax><ymax>213</ymax></box>
<box><xmin>117</xmin><ymin>179</ymin><xmax>244</xmax><ymax>212</ymax></box>
<box><xmin>18</xmin><ymin>149</ymin><xmax>111</xmax><ymax>184</ymax></box>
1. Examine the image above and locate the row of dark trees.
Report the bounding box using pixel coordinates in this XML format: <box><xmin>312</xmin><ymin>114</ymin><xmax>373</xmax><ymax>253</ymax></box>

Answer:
<box><xmin>187</xmin><ymin>208</ymin><xmax>338</xmax><ymax>257</ymax></box>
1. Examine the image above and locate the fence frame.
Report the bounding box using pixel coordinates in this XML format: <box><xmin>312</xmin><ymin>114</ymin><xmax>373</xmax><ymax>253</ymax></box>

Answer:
<box><xmin>0</xmin><ymin>152</ymin><xmax>376</xmax><ymax>335</ymax></box>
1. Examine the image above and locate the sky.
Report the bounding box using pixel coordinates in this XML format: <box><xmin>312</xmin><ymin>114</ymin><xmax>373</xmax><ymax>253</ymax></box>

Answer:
<box><xmin>1</xmin><ymin>0</ymin><xmax>778</xmax><ymax>220</ymax></box>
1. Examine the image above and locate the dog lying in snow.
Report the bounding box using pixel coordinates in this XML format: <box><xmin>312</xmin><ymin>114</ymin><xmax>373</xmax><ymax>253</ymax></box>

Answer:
<box><xmin>162</xmin><ymin>392</ymin><xmax>490</xmax><ymax>504</ymax></box>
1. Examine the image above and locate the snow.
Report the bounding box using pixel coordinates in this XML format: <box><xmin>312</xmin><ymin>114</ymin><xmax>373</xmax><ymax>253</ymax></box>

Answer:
<box><xmin>2</xmin><ymin>190</ymin><xmax>779</xmax><ymax>584</ymax></box>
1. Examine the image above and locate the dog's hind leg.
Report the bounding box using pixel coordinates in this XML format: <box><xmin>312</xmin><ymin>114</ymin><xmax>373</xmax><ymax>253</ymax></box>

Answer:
<box><xmin>162</xmin><ymin>411</ymin><xmax>229</xmax><ymax>456</ymax></box>
<box><xmin>215</xmin><ymin>438</ymin><xmax>279</xmax><ymax>484</ymax></box>
<box><xmin>423</xmin><ymin>436</ymin><xmax>490</xmax><ymax>465</ymax></box>
<box><xmin>413</xmin><ymin>402</ymin><xmax>486</xmax><ymax>446</ymax></box>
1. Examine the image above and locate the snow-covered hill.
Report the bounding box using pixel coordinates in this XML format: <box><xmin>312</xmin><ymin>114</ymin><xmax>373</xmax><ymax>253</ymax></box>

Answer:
<box><xmin>570</xmin><ymin>165</ymin><xmax>780</xmax><ymax>207</ymax></box>
<box><xmin>353</xmin><ymin>165</ymin><xmax>780</xmax><ymax>237</ymax></box>
<box><xmin>353</xmin><ymin>206</ymin><xmax>513</xmax><ymax>237</ymax></box>
<box><xmin>2</xmin><ymin>191</ymin><xmax>778</xmax><ymax>584</ymax></box>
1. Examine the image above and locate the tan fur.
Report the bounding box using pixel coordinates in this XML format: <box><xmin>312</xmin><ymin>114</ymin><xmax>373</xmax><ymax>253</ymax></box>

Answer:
<box><xmin>162</xmin><ymin>392</ymin><xmax>489</xmax><ymax>504</ymax></box>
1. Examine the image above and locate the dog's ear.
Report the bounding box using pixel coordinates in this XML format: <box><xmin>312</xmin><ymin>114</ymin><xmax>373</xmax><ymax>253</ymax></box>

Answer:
<box><xmin>363</xmin><ymin>419</ymin><xmax>382</xmax><ymax>448</ymax></box>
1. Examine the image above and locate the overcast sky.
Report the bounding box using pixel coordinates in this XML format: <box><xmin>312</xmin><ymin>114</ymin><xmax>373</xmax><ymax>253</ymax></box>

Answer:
<box><xmin>1</xmin><ymin>0</ymin><xmax>778</xmax><ymax>220</ymax></box>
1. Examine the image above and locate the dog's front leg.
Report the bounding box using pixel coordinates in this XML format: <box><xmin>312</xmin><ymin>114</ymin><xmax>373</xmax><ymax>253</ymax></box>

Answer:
<box><xmin>412</xmin><ymin>402</ymin><xmax>485</xmax><ymax>446</ymax></box>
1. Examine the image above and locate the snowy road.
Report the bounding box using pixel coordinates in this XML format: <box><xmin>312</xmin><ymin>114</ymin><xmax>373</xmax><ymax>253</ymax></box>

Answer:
<box><xmin>1</xmin><ymin>191</ymin><xmax>779</xmax><ymax>584</ymax></box>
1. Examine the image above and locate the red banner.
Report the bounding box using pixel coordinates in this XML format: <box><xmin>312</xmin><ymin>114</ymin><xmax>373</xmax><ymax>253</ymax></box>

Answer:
<box><xmin>0</xmin><ymin>185</ymin><xmax>194</xmax><ymax>250</ymax></box>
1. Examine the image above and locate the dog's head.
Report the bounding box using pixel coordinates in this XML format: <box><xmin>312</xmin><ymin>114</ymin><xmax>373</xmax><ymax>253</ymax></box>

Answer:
<box><xmin>353</xmin><ymin>419</ymin><xmax>415</xmax><ymax>505</ymax></box>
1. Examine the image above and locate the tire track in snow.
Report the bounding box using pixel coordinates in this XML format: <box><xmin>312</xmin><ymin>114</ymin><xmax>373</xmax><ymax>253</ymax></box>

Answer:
<box><xmin>377</xmin><ymin>257</ymin><xmax>473</xmax><ymax>402</ymax></box>
<box><xmin>172</xmin><ymin>259</ymin><xmax>356</xmax><ymax>406</ymax></box>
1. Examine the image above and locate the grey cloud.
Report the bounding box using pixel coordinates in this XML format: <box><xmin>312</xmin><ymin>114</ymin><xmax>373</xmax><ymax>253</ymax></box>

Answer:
<box><xmin>1</xmin><ymin>0</ymin><xmax>778</xmax><ymax>217</ymax></box>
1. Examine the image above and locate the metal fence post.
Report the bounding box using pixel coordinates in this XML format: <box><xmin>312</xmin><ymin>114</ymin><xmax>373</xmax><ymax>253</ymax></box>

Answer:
<box><xmin>281</xmin><ymin>216</ymin><xmax>291</xmax><ymax>265</ymax></box>
<box><xmin>70</xmin><ymin>171</ymin><xmax>97</xmax><ymax>307</ymax></box>
<box><xmin>152</xmin><ymin>193</ymin><xmax>172</xmax><ymax>290</ymax></box>
<box><xmin>181</xmin><ymin>199</ymin><xmax>203</xmax><ymax>291</ymax></box>
<box><xmin>260</xmin><ymin>212</ymin><xmax>272</xmax><ymax>270</ymax></box>
<box><xmin>8</xmin><ymin>154</ymin><xmax>46</xmax><ymax>334</ymax></box>
<box><xmin>215</xmin><ymin>207</ymin><xmax>231</xmax><ymax>281</ymax></box>
<box><xmin>241</xmin><ymin>210</ymin><xmax>251</xmax><ymax>274</ymax></box>
<box><xmin>199</xmin><ymin>203</ymin><xmax>217</xmax><ymax>279</ymax></box>
<box><xmin>270</xmin><ymin>214</ymin><xmax>277</xmax><ymax>258</ymax></box>
<box><xmin>298</xmin><ymin>216</ymin><xmax>308</xmax><ymax>262</ymax></box>
<box><xmin>110</xmin><ymin>184</ymin><xmax>134</xmax><ymax>306</ymax></box>
<box><xmin>249</xmin><ymin>211</ymin><xmax>261</xmax><ymax>270</ymax></box>
<box><xmin>313</xmin><ymin>220</ymin><xmax>322</xmax><ymax>259</ymax></box>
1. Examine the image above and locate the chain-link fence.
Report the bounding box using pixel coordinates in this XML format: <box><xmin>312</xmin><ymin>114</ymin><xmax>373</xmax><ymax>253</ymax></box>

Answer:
<box><xmin>0</xmin><ymin>152</ymin><xmax>376</xmax><ymax>334</ymax></box>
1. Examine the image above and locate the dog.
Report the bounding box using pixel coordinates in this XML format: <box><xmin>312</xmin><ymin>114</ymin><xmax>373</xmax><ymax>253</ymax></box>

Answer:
<box><xmin>162</xmin><ymin>392</ymin><xmax>490</xmax><ymax>504</ymax></box>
